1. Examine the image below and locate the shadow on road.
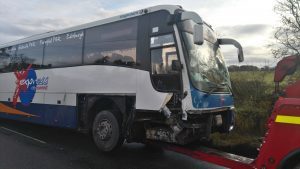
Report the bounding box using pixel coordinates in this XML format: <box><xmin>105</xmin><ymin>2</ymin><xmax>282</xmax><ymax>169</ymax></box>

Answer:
<box><xmin>0</xmin><ymin>118</ymin><xmax>225</xmax><ymax>169</ymax></box>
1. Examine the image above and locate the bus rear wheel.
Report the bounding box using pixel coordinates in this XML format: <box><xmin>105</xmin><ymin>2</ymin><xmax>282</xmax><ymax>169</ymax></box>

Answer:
<box><xmin>92</xmin><ymin>110</ymin><xmax>124</xmax><ymax>152</ymax></box>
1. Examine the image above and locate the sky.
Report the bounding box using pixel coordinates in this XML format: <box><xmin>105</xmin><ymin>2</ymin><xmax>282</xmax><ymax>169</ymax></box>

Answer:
<box><xmin>0</xmin><ymin>0</ymin><xmax>280</xmax><ymax>67</ymax></box>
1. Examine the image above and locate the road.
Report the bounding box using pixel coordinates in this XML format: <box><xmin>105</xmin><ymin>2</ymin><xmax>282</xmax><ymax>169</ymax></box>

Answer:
<box><xmin>0</xmin><ymin>118</ymin><xmax>226</xmax><ymax>169</ymax></box>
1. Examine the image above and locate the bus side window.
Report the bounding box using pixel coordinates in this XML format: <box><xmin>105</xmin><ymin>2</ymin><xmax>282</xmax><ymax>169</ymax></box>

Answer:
<box><xmin>84</xmin><ymin>18</ymin><xmax>138</xmax><ymax>67</ymax></box>
<box><xmin>16</xmin><ymin>40</ymin><xmax>44</xmax><ymax>70</ymax></box>
<box><xmin>0</xmin><ymin>48</ymin><xmax>10</xmax><ymax>73</ymax></box>
<box><xmin>43</xmin><ymin>30</ymin><xmax>83</xmax><ymax>68</ymax></box>
<box><xmin>151</xmin><ymin>47</ymin><xmax>178</xmax><ymax>75</ymax></box>
<box><xmin>6</xmin><ymin>46</ymin><xmax>19</xmax><ymax>72</ymax></box>
<box><xmin>150</xmin><ymin>34</ymin><xmax>180</xmax><ymax>92</ymax></box>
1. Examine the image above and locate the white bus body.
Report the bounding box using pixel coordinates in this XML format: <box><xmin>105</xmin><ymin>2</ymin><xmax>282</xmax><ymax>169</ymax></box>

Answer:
<box><xmin>0</xmin><ymin>5</ymin><xmax>243</xmax><ymax>151</ymax></box>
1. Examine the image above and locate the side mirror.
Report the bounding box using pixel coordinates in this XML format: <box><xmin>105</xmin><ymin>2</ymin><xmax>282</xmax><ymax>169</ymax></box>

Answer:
<box><xmin>218</xmin><ymin>38</ymin><xmax>244</xmax><ymax>62</ymax></box>
<box><xmin>172</xmin><ymin>60</ymin><xmax>182</xmax><ymax>71</ymax></box>
<box><xmin>193</xmin><ymin>24</ymin><xmax>204</xmax><ymax>45</ymax></box>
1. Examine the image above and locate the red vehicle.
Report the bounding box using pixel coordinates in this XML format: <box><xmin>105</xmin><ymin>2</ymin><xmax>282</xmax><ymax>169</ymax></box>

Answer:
<box><xmin>165</xmin><ymin>55</ymin><xmax>300</xmax><ymax>169</ymax></box>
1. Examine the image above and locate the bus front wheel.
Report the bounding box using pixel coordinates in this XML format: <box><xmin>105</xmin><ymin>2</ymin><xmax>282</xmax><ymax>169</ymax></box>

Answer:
<box><xmin>92</xmin><ymin>110</ymin><xmax>124</xmax><ymax>152</ymax></box>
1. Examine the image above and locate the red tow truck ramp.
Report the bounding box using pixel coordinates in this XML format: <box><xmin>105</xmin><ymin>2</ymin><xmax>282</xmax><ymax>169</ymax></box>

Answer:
<box><xmin>166</xmin><ymin>145</ymin><xmax>255</xmax><ymax>169</ymax></box>
<box><xmin>161</xmin><ymin>98</ymin><xmax>300</xmax><ymax>169</ymax></box>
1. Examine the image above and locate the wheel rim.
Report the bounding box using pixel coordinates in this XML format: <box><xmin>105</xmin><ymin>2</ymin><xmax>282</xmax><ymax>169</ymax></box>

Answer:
<box><xmin>96</xmin><ymin>119</ymin><xmax>113</xmax><ymax>141</ymax></box>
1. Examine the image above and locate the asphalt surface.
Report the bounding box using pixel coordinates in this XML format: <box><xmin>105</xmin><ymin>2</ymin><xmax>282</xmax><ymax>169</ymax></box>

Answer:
<box><xmin>0</xmin><ymin>118</ymin><xmax>226</xmax><ymax>169</ymax></box>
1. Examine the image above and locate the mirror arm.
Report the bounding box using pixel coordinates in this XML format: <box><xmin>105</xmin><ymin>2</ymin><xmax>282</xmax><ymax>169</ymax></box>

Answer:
<box><xmin>218</xmin><ymin>38</ymin><xmax>244</xmax><ymax>62</ymax></box>
<box><xmin>218</xmin><ymin>38</ymin><xmax>242</xmax><ymax>49</ymax></box>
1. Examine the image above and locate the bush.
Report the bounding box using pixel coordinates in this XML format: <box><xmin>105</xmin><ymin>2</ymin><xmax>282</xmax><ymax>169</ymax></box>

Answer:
<box><xmin>230</xmin><ymin>71</ymin><xmax>273</xmax><ymax>135</ymax></box>
<box><xmin>211</xmin><ymin>69</ymin><xmax>300</xmax><ymax>157</ymax></box>
<box><xmin>210</xmin><ymin>70</ymin><xmax>274</xmax><ymax>157</ymax></box>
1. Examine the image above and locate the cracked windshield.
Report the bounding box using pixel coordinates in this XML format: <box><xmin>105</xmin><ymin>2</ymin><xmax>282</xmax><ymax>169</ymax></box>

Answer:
<box><xmin>182</xmin><ymin>31</ymin><xmax>230</xmax><ymax>92</ymax></box>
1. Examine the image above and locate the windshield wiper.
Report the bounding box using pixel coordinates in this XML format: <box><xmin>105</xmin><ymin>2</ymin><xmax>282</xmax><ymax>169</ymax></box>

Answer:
<box><xmin>206</xmin><ymin>83</ymin><xmax>226</xmax><ymax>95</ymax></box>
<box><xmin>221</xmin><ymin>82</ymin><xmax>234</xmax><ymax>96</ymax></box>
<box><xmin>206</xmin><ymin>82</ymin><xmax>233</xmax><ymax>96</ymax></box>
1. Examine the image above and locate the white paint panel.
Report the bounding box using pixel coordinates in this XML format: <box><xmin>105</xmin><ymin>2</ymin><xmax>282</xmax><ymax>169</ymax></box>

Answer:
<box><xmin>36</xmin><ymin>66</ymin><xmax>137</xmax><ymax>94</ymax></box>
<box><xmin>0</xmin><ymin>92</ymin><xmax>10</xmax><ymax>102</ymax></box>
<box><xmin>65</xmin><ymin>93</ymin><xmax>77</xmax><ymax>106</ymax></box>
<box><xmin>44</xmin><ymin>93</ymin><xmax>76</xmax><ymax>106</ymax></box>
<box><xmin>0</xmin><ymin>73</ymin><xmax>16</xmax><ymax>93</ymax></box>
<box><xmin>44</xmin><ymin>93</ymin><xmax>64</xmax><ymax>105</ymax></box>
<box><xmin>31</xmin><ymin>93</ymin><xmax>45</xmax><ymax>104</ymax></box>
<box><xmin>0</xmin><ymin>66</ymin><xmax>170</xmax><ymax>110</ymax></box>
<box><xmin>136</xmin><ymin>71</ymin><xmax>171</xmax><ymax>110</ymax></box>
<box><xmin>0</xmin><ymin>66</ymin><xmax>137</xmax><ymax>106</ymax></box>
<box><xmin>0</xmin><ymin>92</ymin><xmax>44</xmax><ymax>104</ymax></box>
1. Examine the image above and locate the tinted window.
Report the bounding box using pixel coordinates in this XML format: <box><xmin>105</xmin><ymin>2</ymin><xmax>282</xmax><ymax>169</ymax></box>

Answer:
<box><xmin>149</xmin><ymin>11</ymin><xmax>174</xmax><ymax>36</ymax></box>
<box><xmin>99</xmin><ymin>19</ymin><xmax>137</xmax><ymax>42</ymax></box>
<box><xmin>150</xmin><ymin>34</ymin><xmax>175</xmax><ymax>48</ymax></box>
<box><xmin>151</xmin><ymin>46</ymin><xmax>178</xmax><ymax>75</ymax></box>
<box><xmin>0</xmin><ymin>48</ymin><xmax>11</xmax><ymax>73</ymax></box>
<box><xmin>84</xmin><ymin>18</ymin><xmax>137</xmax><ymax>66</ymax></box>
<box><xmin>43</xmin><ymin>30</ymin><xmax>84</xmax><ymax>68</ymax></box>
<box><xmin>84</xmin><ymin>40</ymin><xmax>136</xmax><ymax>66</ymax></box>
<box><xmin>150</xmin><ymin>34</ymin><xmax>180</xmax><ymax>91</ymax></box>
<box><xmin>15</xmin><ymin>40</ymin><xmax>44</xmax><ymax>70</ymax></box>
<box><xmin>5</xmin><ymin>46</ymin><xmax>18</xmax><ymax>72</ymax></box>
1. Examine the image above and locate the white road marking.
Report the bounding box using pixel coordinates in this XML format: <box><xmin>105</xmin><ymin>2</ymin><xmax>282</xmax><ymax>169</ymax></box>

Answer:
<box><xmin>1</xmin><ymin>127</ymin><xmax>47</xmax><ymax>144</ymax></box>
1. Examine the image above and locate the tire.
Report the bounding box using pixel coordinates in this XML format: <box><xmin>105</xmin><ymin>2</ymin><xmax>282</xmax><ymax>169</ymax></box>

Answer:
<box><xmin>92</xmin><ymin>110</ymin><xmax>124</xmax><ymax>152</ymax></box>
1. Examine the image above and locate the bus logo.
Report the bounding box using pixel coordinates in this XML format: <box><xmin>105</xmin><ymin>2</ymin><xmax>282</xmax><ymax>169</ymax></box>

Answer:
<box><xmin>12</xmin><ymin>64</ymin><xmax>48</xmax><ymax>107</ymax></box>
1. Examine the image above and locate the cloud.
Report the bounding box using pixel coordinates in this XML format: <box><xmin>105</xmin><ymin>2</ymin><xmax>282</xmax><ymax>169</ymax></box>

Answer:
<box><xmin>222</xmin><ymin>45</ymin><xmax>276</xmax><ymax>67</ymax></box>
<box><xmin>225</xmin><ymin>55</ymin><xmax>276</xmax><ymax>67</ymax></box>
<box><xmin>0</xmin><ymin>0</ymin><xmax>144</xmax><ymax>44</ymax></box>
<box><xmin>215</xmin><ymin>24</ymin><xmax>275</xmax><ymax>67</ymax></box>
<box><xmin>216</xmin><ymin>24</ymin><xmax>272</xmax><ymax>38</ymax></box>
<box><xmin>0</xmin><ymin>23</ymin><xmax>33</xmax><ymax>37</ymax></box>
<box><xmin>0</xmin><ymin>0</ymin><xmax>278</xmax><ymax>67</ymax></box>
<box><xmin>0</xmin><ymin>18</ymin><xmax>73</xmax><ymax>44</ymax></box>
<box><xmin>223</xmin><ymin>45</ymin><xmax>271</xmax><ymax>56</ymax></box>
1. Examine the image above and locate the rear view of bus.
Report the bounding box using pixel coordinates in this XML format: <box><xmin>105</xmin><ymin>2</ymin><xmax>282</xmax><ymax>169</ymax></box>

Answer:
<box><xmin>0</xmin><ymin>5</ymin><xmax>243</xmax><ymax>152</ymax></box>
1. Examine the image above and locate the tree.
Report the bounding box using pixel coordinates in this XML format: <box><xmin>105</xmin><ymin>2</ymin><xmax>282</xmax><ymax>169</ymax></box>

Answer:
<box><xmin>239</xmin><ymin>65</ymin><xmax>259</xmax><ymax>71</ymax></box>
<box><xmin>271</xmin><ymin>0</ymin><xmax>300</xmax><ymax>58</ymax></box>
<box><xmin>228</xmin><ymin>65</ymin><xmax>240</xmax><ymax>72</ymax></box>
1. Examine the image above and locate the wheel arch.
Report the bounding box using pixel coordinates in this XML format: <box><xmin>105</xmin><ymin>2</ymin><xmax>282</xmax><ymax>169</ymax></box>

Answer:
<box><xmin>77</xmin><ymin>94</ymin><xmax>135</xmax><ymax>132</ymax></box>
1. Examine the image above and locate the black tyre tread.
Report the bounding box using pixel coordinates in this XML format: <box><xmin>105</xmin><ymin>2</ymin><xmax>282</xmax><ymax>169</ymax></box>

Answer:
<box><xmin>92</xmin><ymin>110</ymin><xmax>124</xmax><ymax>152</ymax></box>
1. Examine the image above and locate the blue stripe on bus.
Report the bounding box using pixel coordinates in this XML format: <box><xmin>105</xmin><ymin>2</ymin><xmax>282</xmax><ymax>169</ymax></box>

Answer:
<box><xmin>0</xmin><ymin>102</ymin><xmax>77</xmax><ymax>129</ymax></box>
<box><xmin>190</xmin><ymin>85</ymin><xmax>234</xmax><ymax>109</ymax></box>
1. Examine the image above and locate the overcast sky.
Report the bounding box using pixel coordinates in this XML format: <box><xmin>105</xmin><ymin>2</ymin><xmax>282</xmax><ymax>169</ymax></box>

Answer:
<box><xmin>0</xmin><ymin>0</ymin><xmax>279</xmax><ymax>67</ymax></box>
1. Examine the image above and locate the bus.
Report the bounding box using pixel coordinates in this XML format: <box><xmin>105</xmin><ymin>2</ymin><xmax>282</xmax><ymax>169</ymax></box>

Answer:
<box><xmin>0</xmin><ymin>5</ymin><xmax>244</xmax><ymax>152</ymax></box>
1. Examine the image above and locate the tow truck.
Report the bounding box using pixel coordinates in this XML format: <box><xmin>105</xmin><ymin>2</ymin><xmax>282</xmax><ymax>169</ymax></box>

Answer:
<box><xmin>161</xmin><ymin>55</ymin><xmax>300</xmax><ymax>169</ymax></box>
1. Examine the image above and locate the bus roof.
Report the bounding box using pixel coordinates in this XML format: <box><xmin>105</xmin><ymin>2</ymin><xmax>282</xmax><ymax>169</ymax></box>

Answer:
<box><xmin>0</xmin><ymin>5</ymin><xmax>182</xmax><ymax>49</ymax></box>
